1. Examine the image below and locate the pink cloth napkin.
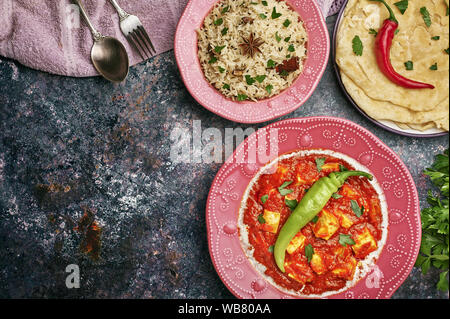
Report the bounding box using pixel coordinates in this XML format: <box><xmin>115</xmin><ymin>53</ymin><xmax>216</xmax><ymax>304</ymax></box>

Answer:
<box><xmin>0</xmin><ymin>0</ymin><xmax>345</xmax><ymax>77</ymax></box>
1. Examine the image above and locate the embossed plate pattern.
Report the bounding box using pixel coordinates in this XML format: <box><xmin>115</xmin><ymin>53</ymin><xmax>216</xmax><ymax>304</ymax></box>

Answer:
<box><xmin>174</xmin><ymin>0</ymin><xmax>329</xmax><ymax>124</ymax></box>
<box><xmin>206</xmin><ymin>117</ymin><xmax>421</xmax><ymax>299</ymax></box>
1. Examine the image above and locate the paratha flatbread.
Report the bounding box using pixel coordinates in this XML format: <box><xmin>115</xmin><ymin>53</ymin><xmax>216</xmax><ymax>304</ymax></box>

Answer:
<box><xmin>336</xmin><ymin>0</ymin><xmax>449</xmax><ymax>131</ymax></box>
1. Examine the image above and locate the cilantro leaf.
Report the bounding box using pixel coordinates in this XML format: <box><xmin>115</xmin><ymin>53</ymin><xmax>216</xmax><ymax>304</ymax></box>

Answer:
<box><xmin>404</xmin><ymin>60</ymin><xmax>414</xmax><ymax>70</ymax></box>
<box><xmin>214</xmin><ymin>18</ymin><xmax>224</xmax><ymax>26</ymax></box>
<box><xmin>278</xmin><ymin>181</ymin><xmax>293</xmax><ymax>196</ymax></box>
<box><xmin>221</xmin><ymin>27</ymin><xmax>229</xmax><ymax>36</ymax></box>
<box><xmin>275</xmin><ymin>32</ymin><xmax>282</xmax><ymax>43</ymax></box>
<box><xmin>245</xmin><ymin>75</ymin><xmax>256</xmax><ymax>85</ymax></box>
<box><xmin>214</xmin><ymin>45</ymin><xmax>226</xmax><ymax>53</ymax></box>
<box><xmin>394</xmin><ymin>0</ymin><xmax>408</xmax><ymax>14</ymax></box>
<box><xmin>285</xmin><ymin>198</ymin><xmax>298</xmax><ymax>210</ymax></box>
<box><xmin>283</xmin><ymin>19</ymin><xmax>291</xmax><ymax>27</ymax></box>
<box><xmin>237</xmin><ymin>94</ymin><xmax>248</xmax><ymax>101</ymax></box>
<box><xmin>431</xmin><ymin>36</ymin><xmax>440</xmax><ymax>40</ymax></box>
<box><xmin>271</xmin><ymin>7</ymin><xmax>282</xmax><ymax>19</ymax></box>
<box><xmin>315</xmin><ymin>157</ymin><xmax>326</xmax><ymax>172</ymax></box>
<box><xmin>268</xmin><ymin>245</ymin><xmax>274</xmax><ymax>253</ymax></box>
<box><xmin>430</xmin><ymin>63</ymin><xmax>438</xmax><ymax>71</ymax></box>
<box><xmin>332</xmin><ymin>193</ymin><xmax>343</xmax><ymax>199</ymax></box>
<box><xmin>305</xmin><ymin>244</ymin><xmax>314</xmax><ymax>263</ymax></box>
<box><xmin>420</xmin><ymin>7</ymin><xmax>432</xmax><ymax>27</ymax></box>
<box><xmin>350</xmin><ymin>200</ymin><xmax>364</xmax><ymax>217</ymax></box>
<box><xmin>339</xmin><ymin>234</ymin><xmax>356</xmax><ymax>247</ymax></box>
<box><xmin>259</xmin><ymin>13</ymin><xmax>267</xmax><ymax>19</ymax></box>
<box><xmin>267</xmin><ymin>59</ymin><xmax>276</xmax><ymax>68</ymax></box>
<box><xmin>261</xmin><ymin>194</ymin><xmax>268</xmax><ymax>204</ymax></box>
<box><xmin>265</xmin><ymin>85</ymin><xmax>273</xmax><ymax>94</ymax></box>
<box><xmin>369</xmin><ymin>28</ymin><xmax>378</xmax><ymax>36</ymax></box>
<box><xmin>352</xmin><ymin>35</ymin><xmax>363</xmax><ymax>56</ymax></box>
<box><xmin>258</xmin><ymin>214</ymin><xmax>266</xmax><ymax>224</ymax></box>
<box><xmin>255</xmin><ymin>75</ymin><xmax>266</xmax><ymax>83</ymax></box>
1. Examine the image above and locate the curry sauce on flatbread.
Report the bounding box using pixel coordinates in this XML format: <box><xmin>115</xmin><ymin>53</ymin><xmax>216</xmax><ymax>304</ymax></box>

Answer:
<box><xmin>336</xmin><ymin>0</ymin><xmax>449</xmax><ymax>131</ymax></box>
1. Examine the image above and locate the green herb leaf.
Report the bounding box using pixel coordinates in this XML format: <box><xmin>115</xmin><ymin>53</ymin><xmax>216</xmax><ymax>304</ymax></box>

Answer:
<box><xmin>283</xmin><ymin>19</ymin><xmax>291</xmax><ymax>27</ymax></box>
<box><xmin>214</xmin><ymin>18</ymin><xmax>224</xmax><ymax>26</ymax></box>
<box><xmin>315</xmin><ymin>157</ymin><xmax>326</xmax><ymax>172</ymax></box>
<box><xmin>369</xmin><ymin>28</ymin><xmax>378</xmax><ymax>36</ymax></box>
<box><xmin>265</xmin><ymin>85</ymin><xmax>273</xmax><ymax>94</ymax></box>
<box><xmin>280</xmin><ymin>70</ymin><xmax>289</xmax><ymax>77</ymax></box>
<box><xmin>305</xmin><ymin>244</ymin><xmax>314</xmax><ymax>263</ymax></box>
<box><xmin>394</xmin><ymin>0</ymin><xmax>409</xmax><ymax>14</ymax></box>
<box><xmin>284</xmin><ymin>36</ymin><xmax>291</xmax><ymax>42</ymax></box>
<box><xmin>339</xmin><ymin>234</ymin><xmax>356</xmax><ymax>247</ymax></box>
<box><xmin>311</xmin><ymin>215</ymin><xmax>319</xmax><ymax>223</ymax></box>
<box><xmin>275</xmin><ymin>32</ymin><xmax>282</xmax><ymax>42</ymax></box>
<box><xmin>259</xmin><ymin>13</ymin><xmax>267</xmax><ymax>19</ymax></box>
<box><xmin>445</xmin><ymin>48</ymin><xmax>450</xmax><ymax>55</ymax></box>
<box><xmin>221</xmin><ymin>5</ymin><xmax>229</xmax><ymax>14</ymax></box>
<box><xmin>255</xmin><ymin>75</ymin><xmax>266</xmax><ymax>83</ymax></box>
<box><xmin>420</xmin><ymin>7</ymin><xmax>432</xmax><ymax>27</ymax></box>
<box><xmin>339</xmin><ymin>164</ymin><xmax>349</xmax><ymax>172</ymax></box>
<box><xmin>285</xmin><ymin>198</ymin><xmax>298</xmax><ymax>210</ymax></box>
<box><xmin>278</xmin><ymin>181</ymin><xmax>293</xmax><ymax>196</ymax></box>
<box><xmin>332</xmin><ymin>193</ymin><xmax>343</xmax><ymax>199</ymax></box>
<box><xmin>268</xmin><ymin>245</ymin><xmax>274</xmax><ymax>253</ymax></box>
<box><xmin>271</xmin><ymin>7</ymin><xmax>282</xmax><ymax>19</ymax></box>
<box><xmin>208</xmin><ymin>56</ymin><xmax>218</xmax><ymax>64</ymax></box>
<box><xmin>258</xmin><ymin>214</ymin><xmax>266</xmax><ymax>224</ymax></box>
<box><xmin>430</xmin><ymin>63</ymin><xmax>438</xmax><ymax>70</ymax></box>
<box><xmin>350</xmin><ymin>200</ymin><xmax>364</xmax><ymax>217</ymax></box>
<box><xmin>431</xmin><ymin>36</ymin><xmax>440</xmax><ymax>40</ymax></box>
<box><xmin>218</xmin><ymin>66</ymin><xmax>225</xmax><ymax>73</ymax></box>
<box><xmin>261</xmin><ymin>194</ymin><xmax>268</xmax><ymax>204</ymax></box>
<box><xmin>245</xmin><ymin>75</ymin><xmax>256</xmax><ymax>85</ymax></box>
<box><xmin>288</xmin><ymin>44</ymin><xmax>295</xmax><ymax>52</ymax></box>
<box><xmin>352</xmin><ymin>35</ymin><xmax>363</xmax><ymax>56</ymax></box>
<box><xmin>223</xmin><ymin>83</ymin><xmax>230</xmax><ymax>90</ymax></box>
<box><xmin>221</xmin><ymin>27</ymin><xmax>229</xmax><ymax>36</ymax></box>
<box><xmin>404</xmin><ymin>60</ymin><xmax>414</xmax><ymax>70</ymax></box>
<box><xmin>262</xmin><ymin>1</ymin><xmax>268</xmax><ymax>6</ymax></box>
<box><xmin>214</xmin><ymin>45</ymin><xmax>226</xmax><ymax>53</ymax></box>
<box><xmin>237</xmin><ymin>94</ymin><xmax>248</xmax><ymax>101</ymax></box>
<box><xmin>267</xmin><ymin>59</ymin><xmax>276</xmax><ymax>68</ymax></box>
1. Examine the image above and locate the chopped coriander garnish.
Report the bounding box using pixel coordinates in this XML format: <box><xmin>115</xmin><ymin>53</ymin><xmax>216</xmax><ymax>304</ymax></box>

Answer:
<box><xmin>431</xmin><ymin>36</ymin><xmax>440</xmax><ymax>40</ymax></box>
<box><xmin>280</xmin><ymin>70</ymin><xmax>289</xmax><ymax>77</ymax></box>
<box><xmin>278</xmin><ymin>181</ymin><xmax>293</xmax><ymax>196</ymax></box>
<box><xmin>221</xmin><ymin>27</ymin><xmax>229</xmax><ymax>36</ymax></box>
<box><xmin>259</xmin><ymin>13</ymin><xmax>267</xmax><ymax>19</ymax></box>
<box><xmin>352</xmin><ymin>35</ymin><xmax>363</xmax><ymax>56</ymax></box>
<box><xmin>284</xmin><ymin>36</ymin><xmax>291</xmax><ymax>42</ymax></box>
<box><xmin>261</xmin><ymin>194</ymin><xmax>268</xmax><ymax>204</ymax></box>
<box><xmin>315</xmin><ymin>157</ymin><xmax>326</xmax><ymax>172</ymax></box>
<box><xmin>420</xmin><ymin>7</ymin><xmax>432</xmax><ymax>27</ymax></box>
<box><xmin>258</xmin><ymin>214</ymin><xmax>266</xmax><ymax>224</ymax></box>
<box><xmin>283</xmin><ymin>19</ymin><xmax>291</xmax><ymax>27</ymax></box>
<box><xmin>339</xmin><ymin>234</ymin><xmax>356</xmax><ymax>247</ymax></box>
<box><xmin>331</xmin><ymin>193</ymin><xmax>343</xmax><ymax>199</ymax></box>
<box><xmin>223</xmin><ymin>83</ymin><xmax>230</xmax><ymax>90</ymax></box>
<box><xmin>265</xmin><ymin>84</ymin><xmax>273</xmax><ymax>94</ymax></box>
<box><xmin>268</xmin><ymin>245</ymin><xmax>274</xmax><ymax>253</ymax></box>
<box><xmin>339</xmin><ymin>164</ymin><xmax>349</xmax><ymax>172</ymax></box>
<box><xmin>267</xmin><ymin>59</ymin><xmax>276</xmax><ymax>68</ymax></box>
<box><xmin>255</xmin><ymin>75</ymin><xmax>266</xmax><ymax>83</ymax></box>
<box><xmin>208</xmin><ymin>56</ymin><xmax>217</xmax><ymax>64</ymax></box>
<box><xmin>288</xmin><ymin>44</ymin><xmax>295</xmax><ymax>52</ymax></box>
<box><xmin>305</xmin><ymin>244</ymin><xmax>314</xmax><ymax>263</ymax></box>
<box><xmin>311</xmin><ymin>215</ymin><xmax>319</xmax><ymax>223</ymax></box>
<box><xmin>430</xmin><ymin>63</ymin><xmax>438</xmax><ymax>70</ymax></box>
<box><xmin>394</xmin><ymin>0</ymin><xmax>408</xmax><ymax>14</ymax></box>
<box><xmin>214</xmin><ymin>45</ymin><xmax>226</xmax><ymax>53</ymax></box>
<box><xmin>262</xmin><ymin>0</ymin><xmax>268</xmax><ymax>6</ymax></box>
<box><xmin>286</xmin><ymin>54</ymin><xmax>291</xmax><ymax>59</ymax></box>
<box><xmin>369</xmin><ymin>28</ymin><xmax>378</xmax><ymax>36</ymax></box>
<box><xmin>404</xmin><ymin>60</ymin><xmax>413</xmax><ymax>70</ymax></box>
<box><xmin>214</xmin><ymin>18</ymin><xmax>223</xmax><ymax>26</ymax></box>
<box><xmin>221</xmin><ymin>5</ymin><xmax>229</xmax><ymax>14</ymax></box>
<box><xmin>245</xmin><ymin>75</ymin><xmax>256</xmax><ymax>85</ymax></box>
<box><xmin>445</xmin><ymin>48</ymin><xmax>450</xmax><ymax>55</ymax></box>
<box><xmin>285</xmin><ymin>198</ymin><xmax>298</xmax><ymax>211</ymax></box>
<box><xmin>275</xmin><ymin>32</ymin><xmax>282</xmax><ymax>42</ymax></box>
<box><xmin>237</xmin><ymin>94</ymin><xmax>248</xmax><ymax>101</ymax></box>
<box><xmin>271</xmin><ymin>7</ymin><xmax>282</xmax><ymax>19</ymax></box>
<box><xmin>218</xmin><ymin>66</ymin><xmax>225</xmax><ymax>73</ymax></box>
<box><xmin>350</xmin><ymin>200</ymin><xmax>364</xmax><ymax>217</ymax></box>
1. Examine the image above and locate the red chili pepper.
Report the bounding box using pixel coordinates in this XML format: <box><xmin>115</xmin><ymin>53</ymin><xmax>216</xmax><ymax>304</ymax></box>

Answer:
<box><xmin>371</xmin><ymin>0</ymin><xmax>435</xmax><ymax>89</ymax></box>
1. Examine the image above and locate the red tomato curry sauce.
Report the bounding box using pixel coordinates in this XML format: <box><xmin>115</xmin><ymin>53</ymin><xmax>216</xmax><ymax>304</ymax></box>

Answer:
<box><xmin>242</xmin><ymin>153</ymin><xmax>383</xmax><ymax>295</ymax></box>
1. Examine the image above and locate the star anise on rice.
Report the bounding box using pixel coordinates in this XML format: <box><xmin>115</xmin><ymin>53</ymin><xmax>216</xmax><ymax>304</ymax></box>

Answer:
<box><xmin>239</xmin><ymin>33</ymin><xmax>264</xmax><ymax>58</ymax></box>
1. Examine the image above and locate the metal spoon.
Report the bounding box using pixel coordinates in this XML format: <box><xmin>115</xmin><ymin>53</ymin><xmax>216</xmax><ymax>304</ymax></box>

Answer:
<box><xmin>74</xmin><ymin>0</ymin><xmax>129</xmax><ymax>82</ymax></box>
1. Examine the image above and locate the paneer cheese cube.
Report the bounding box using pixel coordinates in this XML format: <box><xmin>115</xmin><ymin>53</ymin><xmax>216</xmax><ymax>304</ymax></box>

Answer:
<box><xmin>261</xmin><ymin>210</ymin><xmax>280</xmax><ymax>234</ymax></box>
<box><xmin>286</xmin><ymin>232</ymin><xmax>306</xmax><ymax>254</ymax></box>
<box><xmin>331</xmin><ymin>256</ymin><xmax>357</xmax><ymax>280</ymax></box>
<box><xmin>285</xmin><ymin>260</ymin><xmax>314</xmax><ymax>284</ymax></box>
<box><xmin>310</xmin><ymin>253</ymin><xmax>327</xmax><ymax>275</ymax></box>
<box><xmin>321</xmin><ymin>162</ymin><xmax>340</xmax><ymax>172</ymax></box>
<box><xmin>335</xmin><ymin>209</ymin><xmax>354</xmax><ymax>229</ymax></box>
<box><xmin>313</xmin><ymin>209</ymin><xmax>340</xmax><ymax>240</ymax></box>
<box><xmin>341</xmin><ymin>184</ymin><xmax>359</xmax><ymax>199</ymax></box>
<box><xmin>352</xmin><ymin>228</ymin><xmax>377</xmax><ymax>259</ymax></box>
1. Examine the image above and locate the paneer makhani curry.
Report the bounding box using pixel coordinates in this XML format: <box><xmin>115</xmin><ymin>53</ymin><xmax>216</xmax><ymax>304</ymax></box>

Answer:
<box><xmin>239</xmin><ymin>150</ymin><xmax>387</xmax><ymax>296</ymax></box>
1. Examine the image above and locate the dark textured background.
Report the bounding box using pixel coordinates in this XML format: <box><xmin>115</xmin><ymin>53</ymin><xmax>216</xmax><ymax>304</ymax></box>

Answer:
<box><xmin>0</xmin><ymin>15</ymin><xmax>448</xmax><ymax>299</ymax></box>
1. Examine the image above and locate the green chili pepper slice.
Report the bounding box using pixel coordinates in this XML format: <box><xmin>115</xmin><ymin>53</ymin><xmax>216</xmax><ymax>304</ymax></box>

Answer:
<box><xmin>274</xmin><ymin>170</ymin><xmax>373</xmax><ymax>273</ymax></box>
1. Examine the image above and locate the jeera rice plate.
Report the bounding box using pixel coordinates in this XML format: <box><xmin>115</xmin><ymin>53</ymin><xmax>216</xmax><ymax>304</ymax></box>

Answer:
<box><xmin>197</xmin><ymin>0</ymin><xmax>308</xmax><ymax>101</ymax></box>
<box><xmin>336</xmin><ymin>0</ymin><xmax>449</xmax><ymax>131</ymax></box>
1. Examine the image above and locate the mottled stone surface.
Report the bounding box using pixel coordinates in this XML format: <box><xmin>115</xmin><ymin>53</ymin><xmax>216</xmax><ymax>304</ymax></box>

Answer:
<box><xmin>0</xmin><ymin>15</ymin><xmax>448</xmax><ymax>299</ymax></box>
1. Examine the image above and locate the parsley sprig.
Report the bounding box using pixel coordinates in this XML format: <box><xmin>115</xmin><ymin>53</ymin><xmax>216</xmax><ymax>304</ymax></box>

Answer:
<box><xmin>415</xmin><ymin>149</ymin><xmax>449</xmax><ymax>292</ymax></box>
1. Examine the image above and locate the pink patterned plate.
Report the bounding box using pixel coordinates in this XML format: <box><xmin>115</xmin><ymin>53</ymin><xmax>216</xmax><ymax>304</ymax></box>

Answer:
<box><xmin>206</xmin><ymin>117</ymin><xmax>421</xmax><ymax>299</ymax></box>
<box><xmin>174</xmin><ymin>0</ymin><xmax>329</xmax><ymax>124</ymax></box>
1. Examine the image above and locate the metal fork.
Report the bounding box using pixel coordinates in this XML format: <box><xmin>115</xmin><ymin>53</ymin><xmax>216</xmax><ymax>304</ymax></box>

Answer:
<box><xmin>109</xmin><ymin>0</ymin><xmax>156</xmax><ymax>60</ymax></box>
